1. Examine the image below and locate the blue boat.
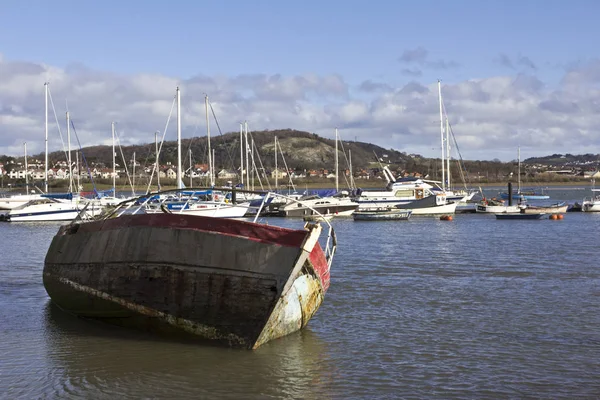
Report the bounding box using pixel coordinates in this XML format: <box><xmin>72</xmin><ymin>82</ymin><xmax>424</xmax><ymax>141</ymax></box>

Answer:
<box><xmin>499</xmin><ymin>189</ymin><xmax>549</xmax><ymax>200</ymax></box>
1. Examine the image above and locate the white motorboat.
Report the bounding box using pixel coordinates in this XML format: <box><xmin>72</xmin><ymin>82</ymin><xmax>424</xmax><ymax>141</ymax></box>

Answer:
<box><xmin>582</xmin><ymin>189</ymin><xmax>600</xmax><ymax>212</ymax></box>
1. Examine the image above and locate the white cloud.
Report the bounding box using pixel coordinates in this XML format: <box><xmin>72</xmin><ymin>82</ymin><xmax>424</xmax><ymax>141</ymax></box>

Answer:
<box><xmin>1</xmin><ymin>55</ymin><xmax>600</xmax><ymax>162</ymax></box>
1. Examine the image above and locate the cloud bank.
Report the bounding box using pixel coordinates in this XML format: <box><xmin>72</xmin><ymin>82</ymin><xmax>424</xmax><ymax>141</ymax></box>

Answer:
<box><xmin>1</xmin><ymin>51</ymin><xmax>599</xmax><ymax>162</ymax></box>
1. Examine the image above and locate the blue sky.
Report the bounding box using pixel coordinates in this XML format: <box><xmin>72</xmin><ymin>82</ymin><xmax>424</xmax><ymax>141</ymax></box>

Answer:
<box><xmin>1</xmin><ymin>0</ymin><xmax>599</xmax><ymax>162</ymax></box>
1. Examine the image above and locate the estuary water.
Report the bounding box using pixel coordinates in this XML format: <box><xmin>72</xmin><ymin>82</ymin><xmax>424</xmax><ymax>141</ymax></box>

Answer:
<box><xmin>1</xmin><ymin>186</ymin><xmax>600</xmax><ymax>399</ymax></box>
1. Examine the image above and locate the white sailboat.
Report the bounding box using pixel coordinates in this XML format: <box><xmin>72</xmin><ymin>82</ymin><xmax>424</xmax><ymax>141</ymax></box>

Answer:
<box><xmin>0</xmin><ymin>142</ymin><xmax>43</xmax><ymax>210</ymax></box>
<box><xmin>436</xmin><ymin>80</ymin><xmax>475</xmax><ymax>204</ymax></box>
<box><xmin>278</xmin><ymin>128</ymin><xmax>358</xmax><ymax>218</ymax></box>
<box><xmin>7</xmin><ymin>89</ymin><xmax>92</xmax><ymax>222</ymax></box>
<box><xmin>145</xmin><ymin>88</ymin><xmax>250</xmax><ymax>218</ymax></box>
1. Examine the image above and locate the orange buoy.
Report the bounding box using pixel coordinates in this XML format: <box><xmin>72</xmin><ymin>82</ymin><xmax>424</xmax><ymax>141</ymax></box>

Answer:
<box><xmin>557</xmin><ymin>214</ymin><xmax>564</xmax><ymax>220</ymax></box>
<box><xmin>549</xmin><ymin>214</ymin><xmax>558</xmax><ymax>220</ymax></box>
<box><xmin>440</xmin><ymin>215</ymin><xmax>453</xmax><ymax>221</ymax></box>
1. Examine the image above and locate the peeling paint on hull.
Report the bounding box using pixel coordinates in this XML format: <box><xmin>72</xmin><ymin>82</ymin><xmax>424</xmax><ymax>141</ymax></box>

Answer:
<box><xmin>43</xmin><ymin>213</ymin><xmax>331</xmax><ymax>349</ymax></box>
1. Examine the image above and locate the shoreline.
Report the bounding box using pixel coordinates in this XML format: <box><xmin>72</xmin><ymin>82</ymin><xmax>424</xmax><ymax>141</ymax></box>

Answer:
<box><xmin>1</xmin><ymin>178</ymin><xmax>595</xmax><ymax>193</ymax></box>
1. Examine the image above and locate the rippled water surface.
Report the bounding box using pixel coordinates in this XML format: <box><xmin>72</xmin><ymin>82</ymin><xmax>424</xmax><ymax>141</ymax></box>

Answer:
<box><xmin>2</xmin><ymin>188</ymin><xmax>600</xmax><ymax>399</ymax></box>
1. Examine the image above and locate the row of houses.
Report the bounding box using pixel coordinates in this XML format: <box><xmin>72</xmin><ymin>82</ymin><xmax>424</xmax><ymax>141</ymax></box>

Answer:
<box><xmin>0</xmin><ymin>162</ymin><xmax>381</xmax><ymax>181</ymax></box>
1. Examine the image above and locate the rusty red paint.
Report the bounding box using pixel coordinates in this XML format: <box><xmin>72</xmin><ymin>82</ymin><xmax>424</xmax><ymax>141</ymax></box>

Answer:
<box><xmin>309</xmin><ymin>244</ymin><xmax>330</xmax><ymax>292</ymax></box>
<box><xmin>71</xmin><ymin>214</ymin><xmax>309</xmax><ymax>248</ymax></box>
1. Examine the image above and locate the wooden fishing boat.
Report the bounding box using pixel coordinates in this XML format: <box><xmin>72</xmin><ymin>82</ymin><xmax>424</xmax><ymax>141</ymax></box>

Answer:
<box><xmin>43</xmin><ymin>190</ymin><xmax>336</xmax><ymax>349</ymax></box>
<box><xmin>521</xmin><ymin>202</ymin><xmax>568</xmax><ymax>214</ymax></box>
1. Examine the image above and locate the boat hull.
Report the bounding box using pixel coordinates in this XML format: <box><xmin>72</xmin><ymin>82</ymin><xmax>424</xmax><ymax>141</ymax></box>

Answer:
<box><xmin>43</xmin><ymin>213</ymin><xmax>331</xmax><ymax>349</ymax></box>
<box><xmin>8</xmin><ymin>207</ymin><xmax>82</xmax><ymax>222</ymax></box>
<box><xmin>394</xmin><ymin>195</ymin><xmax>458</xmax><ymax>215</ymax></box>
<box><xmin>495</xmin><ymin>213</ymin><xmax>546</xmax><ymax>220</ymax></box>
<box><xmin>521</xmin><ymin>204</ymin><xmax>568</xmax><ymax>214</ymax></box>
<box><xmin>277</xmin><ymin>203</ymin><xmax>357</xmax><ymax>217</ymax></box>
<box><xmin>582</xmin><ymin>202</ymin><xmax>600</xmax><ymax>212</ymax></box>
<box><xmin>476</xmin><ymin>204</ymin><xmax>521</xmax><ymax>214</ymax></box>
<box><xmin>353</xmin><ymin>209</ymin><xmax>412</xmax><ymax>221</ymax></box>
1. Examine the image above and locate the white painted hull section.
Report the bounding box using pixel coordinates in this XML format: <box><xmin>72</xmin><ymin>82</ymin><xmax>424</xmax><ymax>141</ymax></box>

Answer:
<box><xmin>476</xmin><ymin>204</ymin><xmax>521</xmax><ymax>214</ymax></box>
<box><xmin>179</xmin><ymin>204</ymin><xmax>249</xmax><ymax>218</ymax></box>
<box><xmin>9</xmin><ymin>208</ymin><xmax>81</xmax><ymax>222</ymax></box>
<box><xmin>410</xmin><ymin>202</ymin><xmax>458</xmax><ymax>215</ymax></box>
<box><xmin>146</xmin><ymin>201</ymin><xmax>251</xmax><ymax>218</ymax></box>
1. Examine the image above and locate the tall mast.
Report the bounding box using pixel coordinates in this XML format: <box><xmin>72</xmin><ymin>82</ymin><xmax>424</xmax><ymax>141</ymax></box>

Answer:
<box><xmin>189</xmin><ymin>148</ymin><xmax>193</xmax><ymax>188</ymax></box>
<box><xmin>112</xmin><ymin>122</ymin><xmax>116</xmax><ymax>195</ymax></box>
<box><xmin>335</xmin><ymin>128</ymin><xmax>339</xmax><ymax>192</ymax></box>
<box><xmin>438</xmin><ymin>80</ymin><xmax>445</xmax><ymax>191</ymax></box>
<box><xmin>76</xmin><ymin>150</ymin><xmax>80</xmax><ymax>191</ymax></box>
<box><xmin>66</xmin><ymin>111</ymin><xmax>72</xmax><ymax>193</ymax></box>
<box><xmin>24</xmin><ymin>142</ymin><xmax>28</xmax><ymax>194</ymax></box>
<box><xmin>176</xmin><ymin>86</ymin><xmax>183</xmax><ymax>189</ymax></box>
<box><xmin>518</xmin><ymin>146</ymin><xmax>521</xmax><ymax>194</ymax></box>
<box><xmin>44</xmin><ymin>82</ymin><xmax>49</xmax><ymax>193</ymax></box>
<box><xmin>240</xmin><ymin>123</ymin><xmax>244</xmax><ymax>185</ymax></box>
<box><xmin>349</xmin><ymin>149</ymin><xmax>354</xmax><ymax>190</ymax></box>
<box><xmin>244</xmin><ymin>121</ymin><xmax>250</xmax><ymax>187</ymax></box>
<box><xmin>251</xmin><ymin>138</ymin><xmax>255</xmax><ymax>191</ymax></box>
<box><xmin>132</xmin><ymin>151</ymin><xmax>136</xmax><ymax>195</ymax></box>
<box><xmin>155</xmin><ymin>131</ymin><xmax>160</xmax><ymax>191</ymax></box>
<box><xmin>205</xmin><ymin>95</ymin><xmax>213</xmax><ymax>186</ymax></box>
<box><xmin>274</xmin><ymin>136</ymin><xmax>278</xmax><ymax>190</ymax></box>
<box><xmin>446</xmin><ymin>117</ymin><xmax>451</xmax><ymax>190</ymax></box>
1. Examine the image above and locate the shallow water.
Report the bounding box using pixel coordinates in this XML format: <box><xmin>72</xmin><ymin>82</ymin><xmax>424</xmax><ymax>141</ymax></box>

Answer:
<box><xmin>1</xmin><ymin>188</ymin><xmax>600</xmax><ymax>399</ymax></box>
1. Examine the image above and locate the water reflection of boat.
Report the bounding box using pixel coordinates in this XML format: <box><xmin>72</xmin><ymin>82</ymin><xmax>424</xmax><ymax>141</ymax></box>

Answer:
<box><xmin>44</xmin><ymin>190</ymin><xmax>337</xmax><ymax>349</ymax></box>
<box><xmin>43</xmin><ymin>301</ymin><xmax>335</xmax><ymax>399</ymax></box>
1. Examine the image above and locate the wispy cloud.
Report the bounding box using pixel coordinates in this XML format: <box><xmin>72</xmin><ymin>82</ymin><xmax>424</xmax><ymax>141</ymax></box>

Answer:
<box><xmin>495</xmin><ymin>53</ymin><xmax>537</xmax><ymax>70</ymax></box>
<box><xmin>401</xmin><ymin>68</ymin><xmax>423</xmax><ymax>77</ymax></box>
<box><xmin>398</xmin><ymin>46</ymin><xmax>459</xmax><ymax>71</ymax></box>
<box><xmin>359</xmin><ymin>80</ymin><xmax>393</xmax><ymax>93</ymax></box>
<box><xmin>398</xmin><ymin>46</ymin><xmax>428</xmax><ymax>64</ymax></box>
<box><xmin>495</xmin><ymin>53</ymin><xmax>514</xmax><ymax>69</ymax></box>
<box><xmin>517</xmin><ymin>56</ymin><xmax>536</xmax><ymax>70</ymax></box>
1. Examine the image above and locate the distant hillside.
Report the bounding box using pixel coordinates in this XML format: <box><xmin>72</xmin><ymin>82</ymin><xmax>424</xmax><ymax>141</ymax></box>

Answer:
<box><xmin>1</xmin><ymin>129</ymin><xmax>599</xmax><ymax>184</ymax></box>
<box><xmin>25</xmin><ymin>129</ymin><xmax>413</xmax><ymax>172</ymax></box>
<box><xmin>524</xmin><ymin>153</ymin><xmax>600</xmax><ymax>166</ymax></box>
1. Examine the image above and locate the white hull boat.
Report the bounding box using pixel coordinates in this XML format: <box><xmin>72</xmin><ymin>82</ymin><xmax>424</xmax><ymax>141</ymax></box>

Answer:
<box><xmin>7</xmin><ymin>198</ymin><xmax>86</xmax><ymax>222</ymax></box>
<box><xmin>582</xmin><ymin>189</ymin><xmax>600</xmax><ymax>212</ymax></box>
